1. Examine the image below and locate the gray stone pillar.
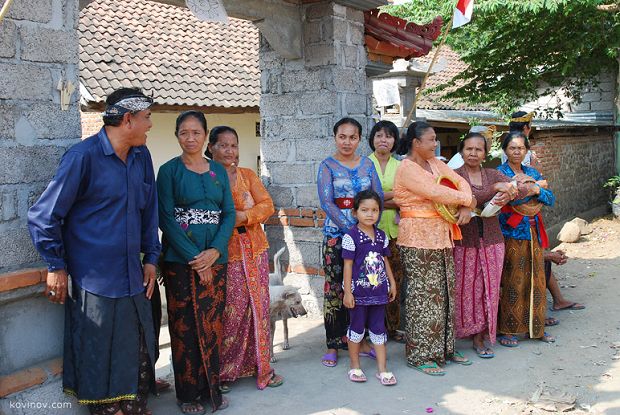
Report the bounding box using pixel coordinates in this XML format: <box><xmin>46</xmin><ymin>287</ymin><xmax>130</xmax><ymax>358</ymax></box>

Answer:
<box><xmin>0</xmin><ymin>0</ymin><xmax>80</xmax><ymax>399</ymax></box>
<box><xmin>259</xmin><ymin>1</ymin><xmax>372</xmax><ymax>314</ymax></box>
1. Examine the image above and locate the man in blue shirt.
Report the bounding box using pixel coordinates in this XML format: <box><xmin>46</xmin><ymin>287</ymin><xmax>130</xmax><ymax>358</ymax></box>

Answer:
<box><xmin>28</xmin><ymin>88</ymin><xmax>161</xmax><ymax>415</ymax></box>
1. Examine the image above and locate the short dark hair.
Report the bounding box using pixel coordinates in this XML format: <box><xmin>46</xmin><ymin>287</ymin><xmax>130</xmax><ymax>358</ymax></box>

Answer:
<box><xmin>502</xmin><ymin>131</ymin><xmax>530</xmax><ymax>151</ymax></box>
<box><xmin>204</xmin><ymin>125</ymin><xmax>239</xmax><ymax>159</ymax></box>
<box><xmin>103</xmin><ymin>88</ymin><xmax>149</xmax><ymax>126</ymax></box>
<box><xmin>175</xmin><ymin>110</ymin><xmax>207</xmax><ymax>138</ymax></box>
<box><xmin>333</xmin><ymin>117</ymin><xmax>362</xmax><ymax>137</ymax></box>
<box><xmin>508</xmin><ymin>111</ymin><xmax>531</xmax><ymax>133</ymax></box>
<box><xmin>458</xmin><ymin>132</ymin><xmax>488</xmax><ymax>154</ymax></box>
<box><xmin>353</xmin><ymin>189</ymin><xmax>382</xmax><ymax>211</ymax></box>
<box><xmin>368</xmin><ymin>120</ymin><xmax>400</xmax><ymax>153</ymax></box>
<box><xmin>397</xmin><ymin>121</ymin><xmax>433</xmax><ymax>155</ymax></box>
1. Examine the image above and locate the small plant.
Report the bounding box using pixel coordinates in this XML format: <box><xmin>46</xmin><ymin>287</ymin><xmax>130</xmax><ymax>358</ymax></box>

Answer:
<box><xmin>603</xmin><ymin>175</ymin><xmax>620</xmax><ymax>201</ymax></box>
<box><xmin>604</xmin><ymin>176</ymin><xmax>620</xmax><ymax>218</ymax></box>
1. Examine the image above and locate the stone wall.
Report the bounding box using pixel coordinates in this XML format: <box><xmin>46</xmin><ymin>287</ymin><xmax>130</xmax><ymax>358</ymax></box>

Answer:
<box><xmin>0</xmin><ymin>0</ymin><xmax>81</xmax><ymax>274</ymax></box>
<box><xmin>531</xmin><ymin>127</ymin><xmax>615</xmax><ymax>227</ymax></box>
<box><xmin>260</xmin><ymin>1</ymin><xmax>372</xmax><ymax>282</ymax></box>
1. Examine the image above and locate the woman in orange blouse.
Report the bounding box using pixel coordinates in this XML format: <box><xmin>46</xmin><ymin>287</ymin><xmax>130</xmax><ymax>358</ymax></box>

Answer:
<box><xmin>393</xmin><ymin>122</ymin><xmax>477</xmax><ymax>376</ymax></box>
<box><xmin>208</xmin><ymin>126</ymin><xmax>284</xmax><ymax>391</ymax></box>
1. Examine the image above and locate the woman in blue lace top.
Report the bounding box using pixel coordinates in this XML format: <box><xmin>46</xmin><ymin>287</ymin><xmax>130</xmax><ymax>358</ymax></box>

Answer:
<box><xmin>317</xmin><ymin>117</ymin><xmax>383</xmax><ymax>367</ymax></box>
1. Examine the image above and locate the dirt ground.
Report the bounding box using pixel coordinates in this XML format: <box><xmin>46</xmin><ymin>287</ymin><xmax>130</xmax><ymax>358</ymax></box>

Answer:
<box><xmin>9</xmin><ymin>217</ymin><xmax>617</xmax><ymax>415</ymax></box>
<box><xmin>143</xmin><ymin>216</ymin><xmax>620</xmax><ymax>415</ymax></box>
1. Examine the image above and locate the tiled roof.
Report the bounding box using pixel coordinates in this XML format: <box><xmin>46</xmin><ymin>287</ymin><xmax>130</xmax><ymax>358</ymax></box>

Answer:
<box><xmin>364</xmin><ymin>9</ymin><xmax>442</xmax><ymax>64</ymax></box>
<box><xmin>79</xmin><ymin>0</ymin><xmax>260</xmax><ymax>109</ymax></box>
<box><xmin>415</xmin><ymin>45</ymin><xmax>491</xmax><ymax>111</ymax></box>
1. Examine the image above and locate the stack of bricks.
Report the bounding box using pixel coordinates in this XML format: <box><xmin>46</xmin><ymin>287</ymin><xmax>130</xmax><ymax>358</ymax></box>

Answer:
<box><xmin>80</xmin><ymin>111</ymin><xmax>102</xmax><ymax>138</ymax></box>
<box><xmin>266</xmin><ymin>207</ymin><xmax>326</xmax><ymax>228</ymax></box>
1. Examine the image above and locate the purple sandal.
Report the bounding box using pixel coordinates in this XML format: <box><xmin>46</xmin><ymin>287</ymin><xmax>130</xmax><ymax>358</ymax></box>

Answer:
<box><xmin>321</xmin><ymin>352</ymin><xmax>338</xmax><ymax>367</ymax></box>
<box><xmin>359</xmin><ymin>348</ymin><xmax>377</xmax><ymax>360</ymax></box>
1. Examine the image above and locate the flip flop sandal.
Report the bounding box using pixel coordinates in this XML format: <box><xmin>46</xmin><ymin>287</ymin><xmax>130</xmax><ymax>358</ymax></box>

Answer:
<box><xmin>178</xmin><ymin>401</ymin><xmax>206</xmax><ymax>415</ymax></box>
<box><xmin>391</xmin><ymin>332</ymin><xmax>406</xmax><ymax>344</ymax></box>
<box><xmin>545</xmin><ymin>317</ymin><xmax>560</xmax><ymax>326</ymax></box>
<box><xmin>155</xmin><ymin>378</ymin><xmax>171</xmax><ymax>394</ymax></box>
<box><xmin>449</xmin><ymin>350</ymin><xmax>472</xmax><ymax>365</ymax></box>
<box><xmin>552</xmin><ymin>302</ymin><xmax>585</xmax><ymax>311</ymax></box>
<box><xmin>408</xmin><ymin>362</ymin><xmax>445</xmax><ymax>376</ymax></box>
<box><xmin>359</xmin><ymin>348</ymin><xmax>377</xmax><ymax>360</ymax></box>
<box><xmin>321</xmin><ymin>352</ymin><xmax>338</xmax><ymax>367</ymax></box>
<box><xmin>218</xmin><ymin>396</ymin><xmax>229</xmax><ymax>411</ymax></box>
<box><xmin>473</xmin><ymin>345</ymin><xmax>495</xmax><ymax>358</ymax></box>
<box><xmin>498</xmin><ymin>335</ymin><xmax>519</xmax><ymax>347</ymax></box>
<box><xmin>219</xmin><ymin>383</ymin><xmax>231</xmax><ymax>394</ymax></box>
<box><xmin>376</xmin><ymin>372</ymin><xmax>397</xmax><ymax>386</ymax></box>
<box><xmin>348</xmin><ymin>368</ymin><xmax>367</xmax><ymax>382</ymax></box>
<box><xmin>540</xmin><ymin>332</ymin><xmax>556</xmax><ymax>343</ymax></box>
<box><xmin>267</xmin><ymin>373</ymin><xmax>284</xmax><ymax>388</ymax></box>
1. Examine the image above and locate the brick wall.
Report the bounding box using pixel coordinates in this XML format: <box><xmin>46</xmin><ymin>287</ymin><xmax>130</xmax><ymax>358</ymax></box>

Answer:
<box><xmin>80</xmin><ymin>111</ymin><xmax>102</xmax><ymax>138</ymax></box>
<box><xmin>531</xmin><ymin>127</ymin><xmax>615</xmax><ymax>227</ymax></box>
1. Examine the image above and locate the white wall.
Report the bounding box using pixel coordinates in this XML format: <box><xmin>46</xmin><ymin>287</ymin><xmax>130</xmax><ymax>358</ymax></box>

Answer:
<box><xmin>147</xmin><ymin>112</ymin><xmax>261</xmax><ymax>176</ymax></box>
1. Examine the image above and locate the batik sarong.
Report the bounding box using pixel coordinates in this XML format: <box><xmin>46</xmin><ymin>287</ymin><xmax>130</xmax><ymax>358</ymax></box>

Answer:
<box><xmin>454</xmin><ymin>242</ymin><xmax>504</xmax><ymax>343</ymax></box>
<box><xmin>498</xmin><ymin>226</ymin><xmax>546</xmax><ymax>339</ymax></box>
<box><xmin>400</xmin><ymin>246</ymin><xmax>456</xmax><ymax>367</ymax></box>
<box><xmin>163</xmin><ymin>261</ymin><xmax>226</xmax><ymax>411</ymax></box>
<box><xmin>220</xmin><ymin>234</ymin><xmax>272</xmax><ymax>389</ymax></box>
<box><xmin>63</xmin><ymin>287</ymin><xmax>156</xmax><ymax>409</ymax></box>
<box><xmin>385</xmin><ymin>239</ymin><xmax>404</xmax><ymax>336</ymax></box>
<box><xmin>322</xmin><ymin>236</ymin><xmax>349</xmax><ymax>350</ymax></box>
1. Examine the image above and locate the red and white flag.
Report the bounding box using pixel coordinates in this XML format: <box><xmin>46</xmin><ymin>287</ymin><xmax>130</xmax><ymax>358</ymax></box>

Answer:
<box><xmin>452</xmin><ymin>0</ymin><xmax>474</xmax><ymax>29</ymax></box>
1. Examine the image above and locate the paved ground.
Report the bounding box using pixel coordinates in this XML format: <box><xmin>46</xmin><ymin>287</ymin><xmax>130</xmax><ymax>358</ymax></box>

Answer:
<box><xmin>3</xmin><ymin>217</ymin><xmax>620</xmax><ymax>415</ymax></box>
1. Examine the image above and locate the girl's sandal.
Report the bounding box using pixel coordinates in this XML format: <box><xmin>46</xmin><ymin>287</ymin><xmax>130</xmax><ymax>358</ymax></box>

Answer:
<box><xmin>219</xmin><ymin>383</ymin><xmax>231</xmax><ymax>394</ymax></box>
<box><xmin>376</xmin><ymin>372</ymin><xmax>397</xmax><ymax>386</ymax></box>
<box><xmin>348</xmin><ymin>368</ymin><xmax>367</xmax><ymax>382</ymax></box>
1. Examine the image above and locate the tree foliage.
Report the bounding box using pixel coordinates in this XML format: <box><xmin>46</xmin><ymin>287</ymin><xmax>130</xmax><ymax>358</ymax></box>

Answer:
<box><xmin>385</xmin><ymin>0</ymin><xmax>620</xmax><ymax>116</ymax></box>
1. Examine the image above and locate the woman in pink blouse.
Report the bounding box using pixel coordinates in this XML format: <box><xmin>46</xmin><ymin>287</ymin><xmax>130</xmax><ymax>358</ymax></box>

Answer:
<box><xmin>393</xmin><ymin>122</ymin><xmax>476</xmax><ymax>376</ymax></box>
<box><xmin>453</xmin><ymin>133</ymin><xmax>517</xmax><ymax>358</ymax></box>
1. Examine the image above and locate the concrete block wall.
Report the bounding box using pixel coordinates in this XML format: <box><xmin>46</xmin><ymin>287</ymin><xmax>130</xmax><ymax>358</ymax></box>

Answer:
<box><xmin>260</xmin><ymin>2</ymin><xmax>373</xmax><ymax>286</ymax></box>
<box><xmin>0</xmin><ymin>0</ymin><xmax>81</xmax><ymax>398</ymax></box>
<box><xmin>0</xmin><ymin>0</ymin><xmax>81</xmax><ymax>274</ymax></box>
<box><xmin>527</xmin><ymin>72</ymin><xmax>616</xmax><ymax>114</ymax></box>
<box><xmin>531</xmin><ymin>127</ymin><xmax>615</xmax><ymax>227</ymax></box>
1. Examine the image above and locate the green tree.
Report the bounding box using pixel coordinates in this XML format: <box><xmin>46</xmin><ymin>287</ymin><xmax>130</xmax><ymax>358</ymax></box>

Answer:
<box><xmin>386</xmin><ymin>0</ymin><xmax>620</xmax><ymax>116</ymax></box>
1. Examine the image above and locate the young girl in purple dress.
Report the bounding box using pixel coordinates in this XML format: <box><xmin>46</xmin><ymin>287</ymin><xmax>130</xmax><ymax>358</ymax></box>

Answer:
<box><xmin>342</xmin><ymin>190</ymin><xmax>397</xmax><ymax>386</ymax></box>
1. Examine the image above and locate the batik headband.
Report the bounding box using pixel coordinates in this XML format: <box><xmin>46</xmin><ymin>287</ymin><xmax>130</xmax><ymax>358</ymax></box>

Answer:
<box><xmin>510</xmin><ymin>112</ymin><xmax>534</xmax><ymax>123</ymax></box>
<box><xmin>103</xmin><ymin>96</ymin><xmax>153</xmax><ymax>117</ymax></box>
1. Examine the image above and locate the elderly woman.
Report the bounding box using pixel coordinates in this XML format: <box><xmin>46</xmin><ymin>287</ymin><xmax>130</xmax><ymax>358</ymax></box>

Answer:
<box><xmin>393</xmin><ymin>121</ymin><xmax>477</xmax><ymax>376</ymax></box>
<box><xmin>453</xmin><ymin>132</ymin><xmax>519</xmax><ymax>358</ymax></box>
<box><xmin>497</xmin><ymin>131</ymin><xmax>556</xmax><ymax>347</ymax></box>
<box><xmin>317</xmin><ymin>117</ymin><xmax>383</xmax><ymax>367</ymax></box>
<box><xmin>157</xmin><ymin>111</ymin><xmax>235</xmax><ymax>414</ymax></box>
<box><xmin>206</xmin><ymin>126</ymin><xmax>284</xmax><ymax>390</ymax></box>
<box><xmin>367</xmin><ymin>120</ymin><xmax>405</xmax><ymax>342</ymax></box>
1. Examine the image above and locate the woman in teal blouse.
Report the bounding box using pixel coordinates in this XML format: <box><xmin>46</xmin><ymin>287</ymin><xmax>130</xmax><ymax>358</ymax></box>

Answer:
<box><xmin>157</xmin><ymin>111</ymin><xmax>235</xmax><ymax>413</ymax></box>
<box><xmin>367</xmin><ymin>120</ymin><xmax>405</xmax><ymax>342</ymax></box>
